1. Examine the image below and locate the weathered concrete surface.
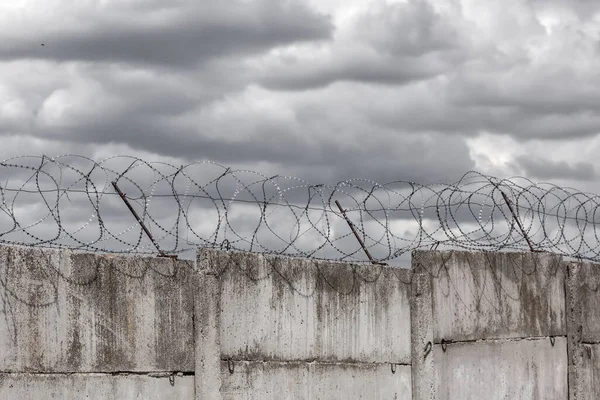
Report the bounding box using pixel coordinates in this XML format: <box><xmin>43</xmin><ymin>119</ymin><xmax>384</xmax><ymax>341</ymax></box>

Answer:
<box><xmin>201</xmin><ymin>249</ymin><xmax>412</xmax><ymax>364</ymax></box>
<box><xmin>0</xmin><ymin>245</ymin><xmax>195</xmax><ymax>372</ymax></box>
<box><xmin>576</xmin><ymin>344</ymin><xmax>600</xmax><ymax>399</ymax></box>
<box><xmin>566</xmin><ymin>261</ymin><xmax>600</xmax><ymax>342</ymax></box>
<box><xmin>434</xmin><ymin>337</ymin><xmax>568</xmax><ymax>400</ymax></box>
<box><xmin>565</xmin><ymin>261</ymin><xmax>600</xmax><ymax>400</ymax></box>
<box><xmin>566</xmin><ymin>261</ymin><xmax>585</xmax><ymax>400</ymax></box>
<box><xmin>0</xmin><ymin>373</ymin><xmax>194</xmax><ymax>399</ymax></box>
<box><xmin>195</xmin><ymin>251</ymin><xmax>222</xmax><ymax>399</ymax></box>
<box><xmin>409</xmin><ymin>258</ymin><xmax>435</xmax><ymax>400</ymax></box>
<box><xmin>413</xmin><ymin>250</ymin><xmax>565</xmax><ymax>342</ymax></box>
<box><xmin>220</xmin><ymin>361</ymin><xmax>411</xmax><ymax>400</ymax></box>
<box><xmin>0</xmin><ymin>245</ymin><xmax>580</xmax><ymax>399</ymax></box>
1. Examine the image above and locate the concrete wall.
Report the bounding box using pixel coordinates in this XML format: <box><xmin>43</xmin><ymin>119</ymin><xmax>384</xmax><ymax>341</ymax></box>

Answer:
<box><xmin>196</xmin><ymin>249</ymin><xmax>413</xmax><ymax>400</ymax></box>
<box><xmin>1</xmin><ymin>244</ymin><xmax>599</xmax><ymax>399</ymax></box>
<box><xmin>566</xmin><ymin>260</ymin><xmax>600</xmax><ymax>399</ymax></box>
<box><xmin>0</xmin><ymin>373</ymin><xmax>195</xmax><ymax>400</ymax></box>
<box><xmin>0</xmin><ymin>245</ymin><xmax>195</xmax><ymax>399</ymax></box>
<box><xmin>412</xmin><ymin>250</ymin><xmax>569</xmax><ymax>400</ymax></box>
<box><xmin>0</xmin><ymin>245</ymin><xmax>413</xmax><ymax>399</ymax></box>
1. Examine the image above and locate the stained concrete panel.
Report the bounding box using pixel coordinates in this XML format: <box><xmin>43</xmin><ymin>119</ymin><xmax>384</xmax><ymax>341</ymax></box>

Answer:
<box><xmin>434</xmin><ymin>337</ymin><xmax>568</xmax><ymax>400</ymax></box>
<box><xmin>414</xmin><ymin>250</ymin><xmax>565</xmax><ymax>341</ymax></box>
<box><xmin>200</xmin><ymin>249</ymin><xmax>412</xmax><ymax>364</ymax></box>
<box><xmin>0</xmin><ymin>245</ymin><xmax>195</xmax><ymax>372</ymax></box>
<box><xmin>566</xmin><ymin>261</ymin><xmax>600</xmax><ymax>342</ymax></box>
<box><xmin>410</xmin><ymin>262</ymin><xmax>435</xmax><ymax>400</ymax></box>
<box><xmin>565</xmin><ymin>262</ymin><xmax>600</xmax><ymax>399</ymax></box>
<box><xmin>220</xmin><ymin>361</ymin><xmax>411</xmax><ymax>400</ymax></box>
<box><xmin>578</xmin><ymin>343</ymin><xmax>600</xmax><ymax>399</ymax></box>
<box><xmin>0</xmin><ymin>373</ymin><xmax>194</xmax><ymax>400</ymax></box>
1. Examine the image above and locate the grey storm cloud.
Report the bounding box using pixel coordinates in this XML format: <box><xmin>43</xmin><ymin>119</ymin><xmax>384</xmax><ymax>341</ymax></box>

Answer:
<box><xmin>2</xmin><ymin>0</ymin><xmax>600</xmax><ymax>201</ymax></box>
<box><xmin>348</xmin><ymin>0</ymin><xmax>461</xmax><ymax>57</ymax></box>
<box><xmin>515</xmin><ymin>156</ymin><xmax>597</xmax><ymax>181</ymax></box>
<box><xmin>0</xmin><ymin>0</ymin><xmax>332</xmax><ymax>67</ymax></box>
<box><xmin>529</xmin><ymin>0</ymin><xmax>600</xmax><ymax>18</ymax></box>
<box><xmin>258</xmin><ymin>51</ymin><xmax>461</xmax><ymax>91</ymax></box>
<box><xmin>30</xmin><ymin>108</ymin><xmax>475</xmax><ymax>186</ymax></box>
<box><xmin>259</xmin><ymin>0</ymin><xmax>466</xmax><ymax>90</ymax></box>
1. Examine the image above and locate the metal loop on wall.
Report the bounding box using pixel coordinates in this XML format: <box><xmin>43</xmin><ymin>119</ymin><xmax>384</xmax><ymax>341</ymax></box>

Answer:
<box><xmin>228</xmin><ymin>358</ymin><xmax>235</xmax><ymax>374</ymax></box>
<box><xmin>220</xmin><ymin>239</ymin><xmax>231</xmax><ymax>251</ymax></box>
<box><xmin>424</xmin><ymin>341</ymin><xmax>432</xmax><ymax>360</ymax></box>
<box><xmin>441</xmin><ymin>338</ymin><xmax>449</xmax><ymax>352</ymax></box>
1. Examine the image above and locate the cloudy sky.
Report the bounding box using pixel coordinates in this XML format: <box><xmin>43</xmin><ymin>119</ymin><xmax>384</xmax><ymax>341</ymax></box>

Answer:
<box><xmin>2</xmin><ymin>0</ymin><xmax>600</xmax><ymax>261</ymax></box>
<box><xmin>2</xmin><ymin>0</ymin><xmax>600</xmax><ymax>186</ymax></box>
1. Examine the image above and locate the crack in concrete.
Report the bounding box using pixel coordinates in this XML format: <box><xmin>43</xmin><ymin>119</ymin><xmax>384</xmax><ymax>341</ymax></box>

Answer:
<box><xmin>434</xmin><ymin>335</ymin><xmax>567</xmax><ymax>346</ymax></box>
<box><xmin>219</xmin><ymin>358</ymin><xmax>411</xmax><ymax>366</ymax></box>
<box><xmin>0</xmin><ymin>371</ymin><xmax>195</xmax><ymax>377</ymax></box>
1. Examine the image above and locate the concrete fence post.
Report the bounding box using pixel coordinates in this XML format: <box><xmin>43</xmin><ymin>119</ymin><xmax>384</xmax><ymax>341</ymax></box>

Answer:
<box><xmin>410</xmin><ymin>251</ymin><xmax>436</xmax><ymax>400</ymax></box>
<box><xmin>566</xmin><ymin>261</ymin><xmax>586</xmax><ymax>400</ymax></box>
<box><xmin>194</xmin><ymin>249</ymin><xmax>222</xmax><ymax>400</ymax></box>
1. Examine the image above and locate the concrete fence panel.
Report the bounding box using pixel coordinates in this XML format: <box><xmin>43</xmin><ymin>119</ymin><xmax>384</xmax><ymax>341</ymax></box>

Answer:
<box><xmin>412</xmin><ymin>250</ymin><xmax>568</xmax><ymax>400</ymax></box>
<box><xmin>0</xmin><ymin>245</ymin><xmax>195</xmax><ymax>399</ymax></box>
<box><xmin>196</xmin><ymin>248</ymin><xmax>413</xmax><ymax>400</ymax></box>
<box><xmin>566</xmin><ymin>261</ymin><xmax>600</xmax><ymax>400</ymax></box>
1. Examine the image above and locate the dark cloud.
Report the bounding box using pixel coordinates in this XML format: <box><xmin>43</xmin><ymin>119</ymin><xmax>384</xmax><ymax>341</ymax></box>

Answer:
<box><xmin>352</xmin><ymin>0</ymin><xmax>461</xmax><ymax>57</ymax></box>
<box><xmin>529</xmin><ymin>0</ymin><xmax>600</xmax><ymax>19</ymax></box>
<box><xmin>32</xmin><ymin>109</ymin><xmax>474</xmax><ymax>185</ymax></box>
<box><xmin>3</xmin><ymin>0</ymin><xmax>600</xmax><ymax>261</ymax></box>
<box><xmin>377</xmin><ymin>105</ymin><xmax>600</xmax><ymax>140</ymax></box>
<box><xmin>0</xmin><ymin>0</ymin><xmax>332</xmax><ymax>67</ymax></box>
<box><xmin>258</xmin><ymin>0</ymin><xmax>466</xmax><ymax>91</ymax></box>
<box><xmin>259</xmin><ymin>51</ymin><xmax>460</xmax><ymax>91</ymax></box>
<box><xmin>515</xmin><ymin>156</ymin><xmax>596</xmax><ymax>181</ymax></box>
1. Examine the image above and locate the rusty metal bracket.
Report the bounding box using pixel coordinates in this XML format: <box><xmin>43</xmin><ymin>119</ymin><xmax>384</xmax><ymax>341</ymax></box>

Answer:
<box><xmin>335</xmin><ymin>200</ymin><xmax>387</xmax><ymax>266</ymax></box>
<box><xmin>111</xmin><ymin>181</ymin><xmax>177</xmax><ymax>259</ymax></box>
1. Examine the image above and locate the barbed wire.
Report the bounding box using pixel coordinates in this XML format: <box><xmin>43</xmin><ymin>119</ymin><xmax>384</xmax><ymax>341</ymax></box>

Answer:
<box><xmin>0</xmin><ymin>154</ymin><xmax>598</xmax><ymax>263</ymax></box>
